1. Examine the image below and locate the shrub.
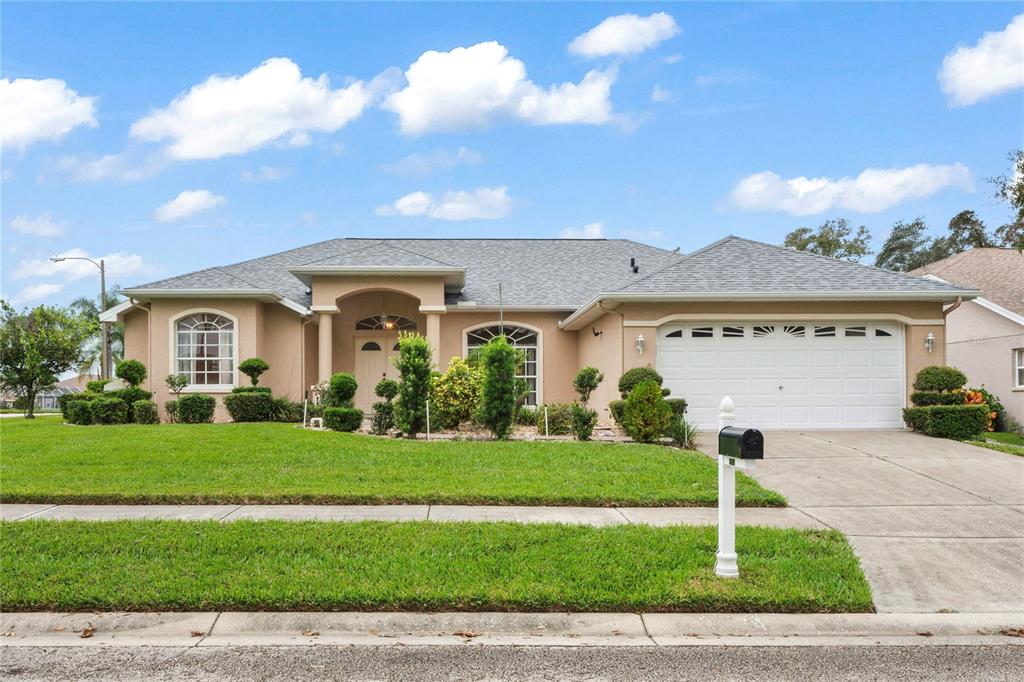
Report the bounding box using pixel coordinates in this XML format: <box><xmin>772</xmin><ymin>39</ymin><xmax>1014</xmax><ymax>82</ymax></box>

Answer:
<box><xmin>910</xmin><ymin>391</ymin><xmax>965</xmax><ymax>407</ymax></box>
<box><xmin>570</xmin><ymin>404</ymin><xmax>598</xmax><ymax>441</ymax></box>
<box><xmin>238</xmin><ymin>357</ymin><xmax>270</xmax><ymax>386</ymax></box>
<box><xmin>370</xmin><ymin>378</ymin><xmax>399</xmax><ymax>435</ymax></box>
<box><xmin>90</xmin><ymin>397</ymin><xmax>129</xmax><ymax>424</ymax></box>
<box><xmin>609</xmin><ymin>399</ymin><xmax>625</xmax><ymax>426</ymax></box>
<box><xmin>12</xmin><ymin>396</ymin><xmax>30</xmax><ymax>410</ymax></box>
<box><xmin>107</xmin><ymin>387</ymin><xmax>153</xmax><ymax>422</ymax></box>
<box><xmin>394</xmin><ymin>332</ymin><xmax>432</xmax><ymax>437</ymax></box>
<box><xmin>272</xmin><ymin>398</ymin><xmax>305</xmax><ymax>423</ymax></box>
<box><xmin>535</xmin><ymin>403</ymin><xmax>574</xmax><ymax>435</ymax></box>
<box><xmin>375</xmin><ymin>378</ymin><xmax>399</xmax><ymax>402</ymax></box>
<box><xmin>913</xmin><ymin>366</ymin><xmax>967</xmax><ymax>392</ymax></box>
<box><xmin>573</xmin><ymin>367</ymin><xmax>604</xmax><ymax>406</ymax></box>
<box><xmin>325</xmin><ymin>373</ymin><xmax>358</xmax><ymax>408</ymax></box>
<box><xmin>967</xmin><ymin>386</ymin><xmax>1007</xmax><ymax>432</ymax></box>
<box><xmin>231</xmin><ymin>386</ymin><xmax>272</xmax><ymax>394</ymax></box>
<box><xmin>177</xmin><ymin>393</ymin><xmax>215</xmax><ymax>423</ymax></box>
<box><xmin>903</xmin><ymin>404</ymin><xmax>989</xmax><ymax>440</ymax></box>
<box><xmin>665</xmin><ymin>398</ymin><xmax>687</xmax><ymax>419</ymax></box>
<box><xmin>666</xmin><ymin>416</ymin><xmax>699</xmax><ymax>450</ymax></box>
<box><xmin>67</xmin><ymin>400</ymin><xmax>93</xmax><ymax>425</ymax></box>
<box><xmin>132</xmin><ymin>400</ymin><xmax>159</xmax><ymax>425</ymax></box>
<box><xmin>622</xmin><ymin>380</ymin><xmax>672</xmax><ymax>443</ymax></box>
<box><xmin>430</xmin><ymin>357</ymin><xmax>483</xmax><ymax>429</ymax></box>
<box><xmin>164</xmin><ymin>400</ymin><xmax>178</xmax><ymax>423</ymax></box>
<box><xmin>114</xmin><ymin>359</ymin><xmax>147</xmax><ymax>388</ymax></box>
<box><xmin>478</xmin><ymin>336</ymin><xmax>517</xmax><ymax>440</ymax></box>
<box><xmin>59</xmin><ymin>392</ymin><xmax>97</xmax><ymax>419</ymax></box>
<box><xmin>324</xmin><ymin>406</ymin><xmax>364</xmax><ymax>432</ymax></box>
<box><xmin>617</xmin><ymin>366</ymin><xmax>669</xmax><ymax>398</ymax></box>
<box><xmin>223</xmin><ymin>391</ymin><xmax>275</xmax><ymax>422</ymax></box>
<box><xmin>86</xmin><ymin>379</ymin><xmax>110</xmax><ymax>393</ymax></box>
<box><xmin>516</xmin><ymin>406</ymin><xmax>538</xmax><ymax>427</ymax></box>
<box><xmin>165</xmin><ymin>374</ymin><xmax>188</xmax><ymax>398</ymax></box>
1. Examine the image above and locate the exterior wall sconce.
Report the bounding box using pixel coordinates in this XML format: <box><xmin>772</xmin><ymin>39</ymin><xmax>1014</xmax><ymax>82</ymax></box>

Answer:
<box><xmin>925</xmin><ymin>332</ymin><xmax>935</xmax><ymax>353</ymax></box>
<box><xmin>636</xmin><ymin>334</ymin><xmax>646</xmax><ymax>354</ymax></box>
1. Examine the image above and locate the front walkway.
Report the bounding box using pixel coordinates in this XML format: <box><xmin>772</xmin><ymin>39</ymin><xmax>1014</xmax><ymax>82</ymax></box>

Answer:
<box><xmin>709</xmin><ymin>430</ymin><xmax>1024</xmax><ymax>614</ymax></box>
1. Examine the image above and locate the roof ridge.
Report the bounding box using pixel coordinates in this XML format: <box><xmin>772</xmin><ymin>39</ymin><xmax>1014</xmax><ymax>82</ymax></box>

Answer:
<box><xmin>379</xmin><ymin>240</ymin><xmax>462</xmax><ymax>268</ymax></box>
<box><xmin>611</xmin><ymin>235</ymin><xmax>738</xmax><ymax>292</ymax></box>
<box><xmin>297</xmin><ymin>240</ymin><xmax>384</xmax><ymax>266</ymax></box>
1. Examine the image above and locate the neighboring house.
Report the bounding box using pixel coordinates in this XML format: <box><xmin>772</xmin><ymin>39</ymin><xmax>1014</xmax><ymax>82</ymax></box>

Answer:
<box><xmin>0</xmin><ymin>386</ymin><xmax>82</xmax><ymax>410</ymax></box>
<box><xmin>911</xmin><ymin>248</ymin><xmax>1024</xmax><ymax>427</ymax></box>
<box><xmin>57</xmin><ymin>373</ymin><xmax>99</xmax><ymax>391</ymax></box>
<box><xmin>101</xmin><ymin>236</ymin><xmax>978</xmax><ymax>428</ymax></box>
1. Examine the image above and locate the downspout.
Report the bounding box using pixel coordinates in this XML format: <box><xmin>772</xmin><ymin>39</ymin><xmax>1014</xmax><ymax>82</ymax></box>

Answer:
<box><xmin>128</xmin><ymin>299</ymin><xmax>152</xmax><ymax>392</ymax></box>
<box><xmin>944</xmin><ymin>296</ymin><xmax>964</xmax><ymax>318</ymax></box>
<box><xmin>300</xmin><ymin>315</ymin><xmax>314</xmax><ymax>401</ymax></box>
<box><xmin>598</xmin><ymin>300</ymin><xmax>626</xmax><ymax>382</ymax></box>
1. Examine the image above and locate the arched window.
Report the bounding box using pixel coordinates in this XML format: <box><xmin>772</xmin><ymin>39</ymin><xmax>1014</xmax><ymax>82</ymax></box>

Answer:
<box><xmin>175</xmin><ymin>313</ymin><xmax>235</xmax><ymax>386</ymax></box>
<box><xmin>355</xmin><ymin>315</ymin><xmax>417</xmax><ymax>331</ymax></box>
<box><xmin>361</xmin><ymin>341</ymin><xmax>382</xmax><ymax>351</ymax></box>
<box><xmin>466</xmin><ymin>325</ymin><xmax>539</xmax><ymax>405</ymax></box>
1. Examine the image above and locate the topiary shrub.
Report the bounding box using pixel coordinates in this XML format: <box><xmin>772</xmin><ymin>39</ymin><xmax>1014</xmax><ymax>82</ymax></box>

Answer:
<box><xmin>370</xmin><ymin>378</ymin><xmax>400</xmax><ymax>435</ymax></box>
<box><xmin>609</xmin><ymin>399</ymin><xmax>625</xmax><ymax>426</ymax></box>
<box><xmin>375</xmin><ymin>378</ymin><xmax>399</xmax><ymax>402</ymax></box>
<box><xmin>913</xmin><ymin>366</ymin><xmax>967</xmax><ymax>392</ymax></box>
<box><xmin>617</xmin><ymin>367</ymin><xmax>664</xmax><ymax>398</ymax></box>
<box><xmin>536</xmin><ymin>403</ymin><xmax>574</xmax><ymax>435</ymax></box>
<box><xmin>394</xmin><ymin>332</ymin><xmax>432</xmax><ymax>438</ymax></box>
<box><xmin>164</xmin><ymin>400</ymin><xmax>178</xmax><ymax>423</ymax></box>
<box><xmin>132</xmin><ymin>400</ymin><xmax>159</xmax><ymax>424</ymax></box>
<box><xmin>903</xmin><ymin>404</ymin><xmax>989</xmax><ymax>440</ymax></box>
<box><xmin>665</xmin><ymin>398</ymin><xmax>687</xmax><ymax>420</ymax></box>
<box><xmin>573</xmin><ymin>367</ymin><xmax>604</xmax><ymax>406</ymax></box>
<box><xmin>89</xmin><ymin>397</ymin><xmax>129</xmax><ymax>425</ymax></box>
<box><xmin>66</xmin><ymin>399</ymin><xmax>93</xmax><ymax>425</ymax></box>
<box><xmin>910</xmin><ymin>391</ymin><xmax>965</xmax><ymax>407</ymax></box>
<box><xmin>325</xmin><ymin>372</ymin><xmax>358</xmax><ymax>408</ymax></box>
<box><xmin>115</xmin><ymin>359</ymin><xmax>147</xmax><ymax>388</ymax></box>
<box><xmin>238</xmin><ymin>357</ymin><xmax>270</xmax><ymax>386</ymax></box>
<box><xmin>86</xmin><ymin>379</ymin><xmax>110</xmax><ymax>393</ymax></box>
<box><xmin>223</xmin><ymin>391</ymin><xmax>275</xmax><ymax>422</ymax></box>
<box><xmin>478</xmin><ymin>336</ymin><xmax>518</xmax><ymax>440</ymax></box>
<box><xmin>430</xmin><ymin>356</ymin><xmax>483</xmax><ymax>429</ymax></box>
<box><xmin>177</xmin><ymin>393</ymin><xmax>215</xmax><ymax>423</ymax></box>
<box><xmin>107</xmin><ymin>387</ymin><xmax>153</xmax><ymax>422</ymax></box>
<box><xmin>324</xmin><ymin>406</ymin><xmax>364</xmax><ymax>432</ymax></box>
<box><xmin>59</xmin><ymin>392</ymin><xmax>97</xmax><ymax>420</ymax></box>
<box><xmin>570</xmin><ymin>403</ymin><xmax>598</xmax><ymax>441</ymax></box>
<box><xmin>231</xmin><ymin>386</ymin><xmax>272</xmax><ymax>394</ymax></box>
<box><xmin>622</xmin><ymin>380</ymin><xmax>672</xmax><ymax>443</ymax></box>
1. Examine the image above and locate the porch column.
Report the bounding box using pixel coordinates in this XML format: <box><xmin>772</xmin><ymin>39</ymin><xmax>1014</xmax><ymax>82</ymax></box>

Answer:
<box><xmin>317</xmin><ymin>311</ymin><xmax>334</xmax><ymax>382</ymax></box>
<box><xmin>425</xmin><ymin>313</ymin><xmax>441</xmax><ymax>368</ymax></box>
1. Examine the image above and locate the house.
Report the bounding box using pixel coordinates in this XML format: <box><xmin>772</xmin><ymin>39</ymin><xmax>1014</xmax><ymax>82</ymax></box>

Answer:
<box><xmin>911</xmin><ymin>248</ymin><xmax>1024</xmax><ymax>426</ymax></box>
<box><xmin>0</xmin><ymin>385</ymin><xmax>82</xmax><ymax>410</ymax></box>
<box><xmin>101</xmin><ymin>236</ymin><xmax>979</xmax><ymax>428</ymax></box>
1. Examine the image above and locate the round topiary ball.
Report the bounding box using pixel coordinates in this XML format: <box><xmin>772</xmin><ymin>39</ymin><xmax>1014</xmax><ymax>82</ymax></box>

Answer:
<box><xmin>115</xmin><ymin>359</ymin><xmax>147</xmax><ymax>388</ymax></box>
<box><xmin>913</xmin><ymin>366</ymin><xmax>967</xmax><ymax>392</ymax></box>
<box><xmin>328</xmin><ymin>372</ymin><xmax>358</xmax><ymax>405</ymax></box>
<box><xmin>617</xmin><ymin>366</ymin><xmax>663</xmax><ymax>398</ymax></box>
<box><xmin>374</xmin><ymin>378</ymin><xmax>399</xmax><ymax>401</ymax></box>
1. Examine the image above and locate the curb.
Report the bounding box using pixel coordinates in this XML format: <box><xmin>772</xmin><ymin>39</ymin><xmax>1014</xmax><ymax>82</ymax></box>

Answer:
<box><xmin>2</xmin><ymin>612</ymin><xmax>1022</xmax><ymax>648</ymax></box>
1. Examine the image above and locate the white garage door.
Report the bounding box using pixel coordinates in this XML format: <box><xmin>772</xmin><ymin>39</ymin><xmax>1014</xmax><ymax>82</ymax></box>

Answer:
<box><xmin>656</xmin><ymin>322</ymin><xmax>905</xmax><ymax>430</ymax></box>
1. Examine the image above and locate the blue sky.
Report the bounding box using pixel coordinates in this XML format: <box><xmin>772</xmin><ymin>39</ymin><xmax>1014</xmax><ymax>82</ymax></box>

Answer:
<box><xmin>2</xmin><ymin>2</ymin><xmax>1021</xmax><ymax>307</ymax></box>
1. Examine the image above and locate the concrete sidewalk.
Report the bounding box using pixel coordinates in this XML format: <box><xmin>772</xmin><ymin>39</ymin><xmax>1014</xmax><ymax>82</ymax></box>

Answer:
<box><xmin>2</xmin><ymin>611</ymin><xmax>1022</xmax><ymax>648</ymax></box>
<box><xmin>0</xmin><ymin>503</ymin><xmax>822</xmax><ymax>529</ymax></box>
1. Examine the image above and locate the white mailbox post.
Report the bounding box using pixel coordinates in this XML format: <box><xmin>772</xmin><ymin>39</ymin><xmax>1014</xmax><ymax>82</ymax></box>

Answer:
<box><xmin>715</xmin><ymin>396</ymin><xmax>759</xmax><ymax>579</ymax></box>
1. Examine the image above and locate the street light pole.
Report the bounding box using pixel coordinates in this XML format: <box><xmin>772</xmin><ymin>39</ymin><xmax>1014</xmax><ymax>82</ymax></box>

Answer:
<box><xmin>49</xmin><ymin>256</ymin><xmax>110</xmax><ymax>380</ymax></box>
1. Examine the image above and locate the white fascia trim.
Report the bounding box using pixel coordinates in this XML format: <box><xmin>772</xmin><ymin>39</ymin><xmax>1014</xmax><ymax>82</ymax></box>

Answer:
<box><xmin>288</xmin><ymin>265</ymin><xmax>466</xmax><ymax>288</ymax></box>
<box><xmin>98</xmin><ymin>300</ymin><xmax>133</xmax><ymax>323</ymax></box>
<box><xmin>559</xmin><ymin>289</ymin><xmax>983</xmax><ymax>330</ymax></box>
<box><xmin>122</xmin><ymin>288</ymin><xmax>310</xmax><ymax>316</ymax></box>
<box><xmin>418</xmin><ymin>305</ymin><xmax>448</xmax><ymax>313</ymax></box>
<box><xmin>449</xmin><ymin>304</ymin><xmax>577</xmax><ymax>312</ymax></box>
<box><xmin>624</xmin><ymin>313</ymin><xmax>946</xmax><ymax>327</ymax></box>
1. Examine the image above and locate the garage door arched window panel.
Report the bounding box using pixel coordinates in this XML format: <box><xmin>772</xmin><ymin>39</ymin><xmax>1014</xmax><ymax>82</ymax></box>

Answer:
<box><xmin>753</xmin><ymin>325</ymin><xmax>805</xmax><ymax>339</ymax></box>
<box><xmin>175</xmin><ymin>313</ymin><xmax>235</xmax><ymax>387</ymax></box>
<box><xmin>465</xmin><ymin>324</ymin><xmax>539</xmax><ymax>405</ymax></box>
<box><xmin>355</xmin><ymin>315</ymin><xmax>417</xmax><ymax>332</ymax></box>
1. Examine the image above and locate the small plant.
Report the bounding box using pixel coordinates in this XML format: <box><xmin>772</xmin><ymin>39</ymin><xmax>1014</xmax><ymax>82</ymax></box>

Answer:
<box><xmin>89</xmin><ymin>397</ymin><xmax>129</xmax><ymax>425</ymax></box>
<box><xmin>132</xmin><ymin>400</ymin><xmax>159</xmax><ymax>425</ymax></box>
<box><xmin>573</xmin><ymin>367</ymin><xmax>604</xmax><ymax>406</ymax></box>
<box><xmin>570</xmin><ymin>403</ymin><xmax>598</xmax><ymax>441</ymax></box>
<box><xmin>370</xmin><ymin>378</ymin><xmax>399</xmax><ymax>435</ymax></box>
<box><xmin>608</xmin><ymin>399</ymin><xmax>625</xmax><ymax>426</ymax></box>
<box><xmin>430</xmin><ymin>356</ymin><xmax>483</xmax><ymax>429</ymax></box>
<box><xmin>478</xmin><ymin>336</ymin><xmax>517</xmax><ymax>439</ymax></box>
<box><xmin>324</xmin><ymin>406</ymin><xmax>364</xmax><ymax>432</ymax></box>
<box><xmin>325</xmin><ymin>372</ymin><xmax>358</xmax><ymax>408</ymax></box>
<box><xmin>666</xmin><ymin>416</ymin><xmax>699</xmax><ymax>450</ymax></box>
<box><xmin>968</xmin><ymin>386</ymin><xmax>1007</xmax><ymax>432</ymax></box>
<box><xmin>239</xmin><ymin>357</ymin><xmax>270</xmax><ymax>386</ymax></box>
<box><xmin>164</xmin><ymin>400</ymin><xmax>178</xmax><ymax>423</ymax></box>
<box><xmin>177</xmin><ymin>393</ymin><xmax>215</xmax><ymax>423</ymax></box>
<box><xmin>394</xmin><ymin>332</ymin><xmax>432</xmax><ymax>438</ymax></box>
<box><xmin>272</xmin><ymin>398</ymin><xmax>305</xmax><ymax>423</ymax></box>
<box><xmin>114</xmin><ymin>359</ymin><xmax>147</xmax><ymax>388</ymax></box>
<box><xmin>86</xmin><ymin>379</ymin><xmax>110</xmax><ymax>393</ymax></box>
<box><xmin>621</xmin><ymin>380</ymin><xmax>672</xmax><ymax>444</ymax></box>
<box><xmin>536</xmin><ymin>403</ymin><xmax>575</xmax><ymax>435</ymax></box>
<box><xmin>165</xmin><ymin>374</ymin><xmax>188</xmax><ymax>421</ymax></box>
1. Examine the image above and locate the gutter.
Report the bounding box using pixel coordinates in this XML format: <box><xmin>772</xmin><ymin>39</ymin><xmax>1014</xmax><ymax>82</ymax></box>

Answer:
<box><xmin>120</xmin><ymin>288</ymin><xmax>311</xmax><ymax>317</ymax></box>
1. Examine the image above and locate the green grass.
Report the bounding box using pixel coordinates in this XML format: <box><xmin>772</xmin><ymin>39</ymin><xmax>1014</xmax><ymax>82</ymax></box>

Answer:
<box><xmin>970</xmin><ymin>432</ymin><xmax>1024</xmax><ymax>457</ymax></box>
<box><xmin>0</xmin><ymin>420</ymin><xmax>784</xmax><ymax>507</ymax></box>
<box><xmin>0</xmin><ymin>520</ymin><xmax>871</xmax><ymax>613</ymax></box>
<box><xmin>0</xmin><ymin>409</ymin><xmax>59</xmax><ymax>414</ymax></box>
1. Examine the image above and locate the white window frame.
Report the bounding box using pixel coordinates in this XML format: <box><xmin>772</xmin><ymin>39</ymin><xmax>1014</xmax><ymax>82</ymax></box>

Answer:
<box><xmin>1015</xmin><ymin>348</ymin><xmax>1024</xmax><ymax>390</ymax></box>
<box><xmin>169</xmin><ymin>309</ymin><xmax>239</xmax><ymax>393</ymax></box>
<box><xmin>462</xmin><ymin>321</ymin><xmax>543</xmax><ymax>406</ymax></box>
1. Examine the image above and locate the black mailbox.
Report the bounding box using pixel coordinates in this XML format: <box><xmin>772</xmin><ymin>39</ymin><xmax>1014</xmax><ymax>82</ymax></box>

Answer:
<box><xmin>718</xmin><ymin>426</ymin><xmax>764</xmax><ymax>460</ymax></box>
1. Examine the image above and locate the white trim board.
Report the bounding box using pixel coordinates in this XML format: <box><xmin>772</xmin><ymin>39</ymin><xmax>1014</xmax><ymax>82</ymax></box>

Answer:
<box><xmin>625</xmin><ymin>313</ymin><xmax>945</xmax><ymax>327</ymax></box>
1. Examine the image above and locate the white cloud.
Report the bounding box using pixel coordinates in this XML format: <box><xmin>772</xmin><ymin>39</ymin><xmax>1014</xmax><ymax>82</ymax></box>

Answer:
<box><xmin>9</xmin><ymin>212</ymin><xmax>66</xmax><ymax>238</ymax></box>
<box><xmin>13</xmin><ymin>248</ymin><xmax>150</xmax><ymax>281</ymax></box>
<box><xmin>662</xmin><ymin>53</ymin><xmax>684</xmax><ymax>64</ymax></box>
<box><xmin>559</xmin><ymin>222</ymin><xmax>605</xmax><ymax>239</ymax></box>
<box><xmin>0</xmin><ymin>78</ymin><xmax>97</xmax><ymax>150</ymax></box>
<box><xmin>240</xmin><ymin>165</ymin><xmax>287</xmax><ymax>182</ymax></box>
<box><xmin>377</xmin><ymin>186</ymin><xmax>511</xmax><ymax>221</ymax></box>
<box><xmin>130</xmin><ymin>58</ymin><xmax>373</xmax><ymax>160</ymax></box>
<box><xmin>57</xmin><ymin>152</ymin><xmax>165</xmax><ymax>183</ymax></box>
<box><xmin>13</xmin><ymin>283</ymin><xmax>63</xmax><ymax>304</ymax></box>
<box><xmin>568</xmin><ymin>12</ymin><xmax>680</xmax><ymax>58</ymax></box>
<box><xmin>381</xmin><ymin>146</ymin><xmax>484</xmax><ymax>175</ymax></box>
<box><xmin>155</xmin><ymin>189</ymin><xmax>226</xmax><ymax>222</ymax></box>
<box><xmin>730</xmin><ymin>163</ymin><xmax>973</xmax><ymax>215</ymax></box>
<box><xmin>939</xmin><ymin>14</ymin><xmax>1024</xmax><ymax>106</ymax></box>
<box><xmin>383</xmin><ymin>42</ymin><xmax>615</xmax><ymax>134</ymax></box>
<box><xmin>650</xmin><ymin>85</ymin><xmax>673</xmax><ymax>103</ymax></box>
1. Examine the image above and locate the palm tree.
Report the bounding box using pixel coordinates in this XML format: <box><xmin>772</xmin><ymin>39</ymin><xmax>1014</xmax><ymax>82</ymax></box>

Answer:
<box><xmin>68</xmin><ymin>287</ymin><xmax>125</xmax><ymax>377</ymax></box>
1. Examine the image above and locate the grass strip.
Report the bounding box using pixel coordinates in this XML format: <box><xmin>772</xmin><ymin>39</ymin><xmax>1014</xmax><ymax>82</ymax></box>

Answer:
<box><xmin>0</xmin><ymin>420</ymin><xmax>785</xmax><ymax>507</ymax></box>
<box><xmin>0</xmin><ymin>520</ymin><xmax>871</xmax><ymax>613</ymax></box>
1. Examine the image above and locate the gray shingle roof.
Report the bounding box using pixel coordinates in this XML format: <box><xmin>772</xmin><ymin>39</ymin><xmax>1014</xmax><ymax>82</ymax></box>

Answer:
<box><xmin>127</xmin><ymin>235</ymin><xmax>976</xmax><ymax>312</ymax></box>
<box><xmin>910</xmin><ymin>248</ymin><xmax>1024</xmax><ymax>316</ymax></box>
<box><xmin>616</xmin><ymin>236</ymin><xmax>977</xmax><ymax>296</ymax></box>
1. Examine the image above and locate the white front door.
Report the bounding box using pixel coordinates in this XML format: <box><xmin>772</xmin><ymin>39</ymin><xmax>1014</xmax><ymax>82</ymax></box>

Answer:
<box><xmin>656</xmin><ymin>322</ymin><xmax>905</xmax><ymax>430</ymax></box>
<box><xmin>354</xmin><ymin>338</ymin><xmax>395</xmax><ymax>412</ymax></box>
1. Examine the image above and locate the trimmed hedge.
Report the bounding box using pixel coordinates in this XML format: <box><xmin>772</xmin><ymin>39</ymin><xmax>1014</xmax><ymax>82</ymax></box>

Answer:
<box><xmin>913</xmin><ymin>366</ymin><xmax>967</xmax><ymax>392</ymax></box>
<box><xmin>223</xmin><ymin>392</ymin><xmax>275</xmax><ymax>422</ymax></box>
<box><xmin>326</xmin><ymin>373</ymin><xmax>358</xmax><ymax>407</ymax></box>
<box><xmin>910</xmin><ymin>390</ymin><xmax>965</xmax><ymax>407</ymax></box>
<box><xmin>324</xmin><ymin>406</ymin><xmax>364</xmax><ymax>432</ymax></box>
<box><xmin>132</xmin><ymin>400</ymin><xmax>159</xmax><ymax>425</ymax></box>
<box><xmin>903</xmin><ymin>404</ymin><xmax>989</xmax><ymax>440</ymax></box>
<box><xmin>618</xmin><ymin>367</ymin><xmax>663</xmax><ymax>398</ymax></box>
<box><xmin>622</xmin><ymin>380</ymin><xmax>672</xmax><ymax>443</ymax></box>
<box><xmin>114</xmin><ymin>359</ymin><xmax>147</xmax><ymax>388</ymax></box>
<box><xmin>609</xmin><ymin>399</ymin><xmax>625</xmax><ymax>427</ymax></box>
<box><xmin>177</xmin><ymin>394</ymin><xmax>216</xmax><ymax>424</ymax></box>
<box><xmin>231</xmin><ymin>386</ymin><xmax>272</xmax><ymax>394</ymax></box>
<box><xmin>86</xmin><ymin>379</ymin><xmax>110</xmax><ymax>393</ymax></box>
<box><xmin>66</xmin><ymin>400</ymin><xmax>93</xmax><ymax>425</ymax></box>
<box><xmin>90</xmin><ymin>397</ymin><xmax>129</xmax><ymax>425</ymax></box>
<box><xmin>665</xmin><ymin>398</ymin><xmax>687</xmax><ymax>419</ymax></box>
<box><xmin>59</xmin><ymin>392</ymin><xmax>97</xmax><ymax>420</ymax></box>
<box><xmin>107</xmin><ymin>388</ymin><xmax>154</xmax><ymax>422</ymax></box>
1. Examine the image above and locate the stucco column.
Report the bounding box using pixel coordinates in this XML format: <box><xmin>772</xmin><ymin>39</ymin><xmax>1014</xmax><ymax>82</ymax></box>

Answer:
<box><xmin>317</xmin><ymin>311</ymin><xmax>333</xmax><ymax>382</ymax></box>
<box><xmin>426</xmin><ymin>312</ymin><xmax>441</xmax><ymax>367</ymax></box>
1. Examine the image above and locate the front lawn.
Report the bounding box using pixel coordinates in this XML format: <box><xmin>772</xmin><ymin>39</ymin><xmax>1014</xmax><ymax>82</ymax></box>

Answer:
<box><xmin>0</xmin><ymin>520</ymin><xmax>871</xmax><ymax>613</ymax></box>
<box><xmin>0</xmin><ymin>420</ymin><xmax>784</xmax><ymax>506</ymax></box>
<box><xmin>971</xmin><ymin>431</ymin><xmax>1024</xmax><ymax>457</ymax></box>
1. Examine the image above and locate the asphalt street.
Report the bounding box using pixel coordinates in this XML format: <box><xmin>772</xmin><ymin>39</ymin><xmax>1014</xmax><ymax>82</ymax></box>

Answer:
<box><xmin>3</xmin><ymin>645</ymin><xmax>1022</xmax><ymax>681</ymax></box>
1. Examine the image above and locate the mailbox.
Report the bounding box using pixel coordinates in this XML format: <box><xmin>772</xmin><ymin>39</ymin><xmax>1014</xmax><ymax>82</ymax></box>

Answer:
<box><xmin>718</xmin><ymin>426</ymin><xmax>764</xmax><ymax>460</ymax></box>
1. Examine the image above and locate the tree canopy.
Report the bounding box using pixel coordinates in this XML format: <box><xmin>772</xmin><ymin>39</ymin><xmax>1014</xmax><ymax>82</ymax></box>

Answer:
<box><xmin>783</xmin><ymin>218</ymin><xmax>872</xmax><ymax>262</ymax></box>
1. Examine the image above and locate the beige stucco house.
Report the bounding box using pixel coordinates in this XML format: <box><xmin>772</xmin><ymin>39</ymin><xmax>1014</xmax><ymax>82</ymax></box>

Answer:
<box><xmin>912</xmin><ymin>248</ymin><xmax>1024</xmax><ymax>427</ymax></box>
<box><xmin>102</xmin><ymin>236</ymin><xmax>979</xmax><ymax>428</ymax></box>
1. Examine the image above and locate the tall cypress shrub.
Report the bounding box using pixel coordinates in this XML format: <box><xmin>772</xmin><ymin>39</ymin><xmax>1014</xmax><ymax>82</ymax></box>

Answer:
<box><xmin>479</xmin><ymin>336</ymin><xmax>517</xmax><ymax>440</ymax></box>
<box><xmin>394</xmin><ymin>332</ymin><xmax>432</xmax><ymax>438</ymax></box>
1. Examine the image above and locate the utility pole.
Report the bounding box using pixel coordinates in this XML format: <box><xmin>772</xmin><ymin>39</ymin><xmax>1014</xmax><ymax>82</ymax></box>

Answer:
<box><xmin>49</xmin><ymin>256</ymin><xmax>110</xmax><ymax>379</ymax></box>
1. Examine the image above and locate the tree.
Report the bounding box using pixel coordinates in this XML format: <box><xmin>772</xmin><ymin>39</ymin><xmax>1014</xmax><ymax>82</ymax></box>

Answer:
<box><xmin>946</xmin><ymin>210</ymin><xmax>992</xmax><ymax>251</ymax></box>
<box><xmin>478</xmin><ymin>336</ymin><xmax>517</xmax><ymax>440</ymax></box>
<box><xmin>68</xmin><ymin>287</ymin><xmax>124</xmax><ymax>376</ymax></box>
<box><xmin>783</xmin><ymin>218</ymin><xmax>872</xmax><ymax>262</ymax></box>
<box><xmin>573</xmin><ymin>366</ymin><xmax>604</xmax><ymax>407</ymax></box>
<box><xmin>0</xmin><ymin>301</ymin><xmax>91</xmax><ymax>418</ymax></box>
<box><xmin>874</xmin><ymin>218</ymin><xmax>953</xmax><ymax>272</ymax></box>
<box><xmin>989</xmin><ymin>149</ymin><xmax>1024</xmax><ymax>249</ymax></box>
<box><xmin>393</xmin><ymin>332</ymin><xmax>432</xmax><ymax>437</ymax></box>
<box><xmin>239</xmin><ymin>357</ymin><xmax>270</xmax><ymax>385</ymax></box>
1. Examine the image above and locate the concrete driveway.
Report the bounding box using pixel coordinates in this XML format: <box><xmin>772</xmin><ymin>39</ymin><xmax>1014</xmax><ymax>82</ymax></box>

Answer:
<box><xmin>715</xmin><ymin>431</ymin><xmax>1024</xmax><ymax>613</ymax></box>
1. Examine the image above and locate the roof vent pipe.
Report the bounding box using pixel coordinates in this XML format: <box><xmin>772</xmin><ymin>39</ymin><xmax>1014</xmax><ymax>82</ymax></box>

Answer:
<box><xmin>630</xmin><ymin>258</ymin><xmax>639</xmax><ymax>274</ymax></box>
